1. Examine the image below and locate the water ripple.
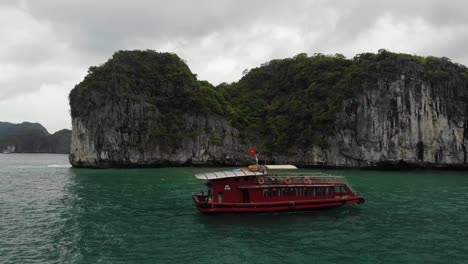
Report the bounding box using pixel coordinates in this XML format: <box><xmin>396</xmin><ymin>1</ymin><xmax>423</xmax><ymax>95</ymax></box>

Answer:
<box><xmin>1</xmin><ymin>155</ymin><xmax>468</xmax><ymax>263</ymax></box>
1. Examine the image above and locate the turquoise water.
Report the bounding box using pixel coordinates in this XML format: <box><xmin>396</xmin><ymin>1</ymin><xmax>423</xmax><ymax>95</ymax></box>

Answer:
<box><xmin>1</xmin><ymin>154</ymin><xmax>468</xmax><ymax>263</ymax></box>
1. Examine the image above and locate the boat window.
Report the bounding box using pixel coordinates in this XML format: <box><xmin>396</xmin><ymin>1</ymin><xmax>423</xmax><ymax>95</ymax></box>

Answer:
<box><xmin>317</xmin><ymin>187</ymin><xmax>324</xmax><ymax>196</ymax></box>
<box><xmin>243</xmin><ymin>190</ymin><xmax>250</xmax><ymax>203</ymax></box>
<box><xmin>218</xmin><ymin>192</ymin><xmax>223</xmax><ymax>203</ymax></box>
<box><xmin>308</xmin><ymin>187</ymin><xmax>314</xmax><ymax>197</ymax></box>
<box><xmin>271</xmin><ymin>188</ymin><xmax>277</xmax><ymax>197</ymax></box>
<box><xmin>263</xmin><ymin>188</ymin><xmax>269</xmax><ymax>198</ymax></box>
<box><xmin>341</xmin><ymin>186</ymin><xmax>348</xmax><ymax>194</ymax></box>
<box><xmin>334</xmin><ymin>186</ymin><xmax>341</xmax><ymax>194</ymax></box>
<box><xmin>234</xmin><ymin>178</ymin><xmax>239</xmax><ymax>182</ymax></box>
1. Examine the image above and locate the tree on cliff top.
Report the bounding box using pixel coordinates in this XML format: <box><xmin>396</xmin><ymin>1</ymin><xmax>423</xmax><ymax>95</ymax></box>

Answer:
<box><xmin>69</xmin><ymin>50</ymin><xmax>229</xmax><ymax>150</ymax></box>
<box><xmin>69</xmin><ymin>49</ymin><xmax>468</xmax><ymax>156</ymax></box>
<box><xmin>220</xmin><ymin>50</ymin><xmax>468</xmax><ymax>156</ymax></box>
<box><xmin>70</xmin><ymin>50</ymin><xmax>227</xmax><ymax>116</ymax></box>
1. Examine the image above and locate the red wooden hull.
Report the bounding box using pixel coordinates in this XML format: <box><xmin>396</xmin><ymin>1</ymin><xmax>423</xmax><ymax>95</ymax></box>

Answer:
<box><xmin>192</xmin><ymin>194</ymin><xmax>364</xmax><ymax>213</ymax></box>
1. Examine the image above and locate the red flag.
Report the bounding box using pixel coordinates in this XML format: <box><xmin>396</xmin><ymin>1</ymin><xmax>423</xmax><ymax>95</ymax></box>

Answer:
<box><xmin>249</xmin><ymin>148</ymin><xmax>257</xmax><ymax>156</ymax></box>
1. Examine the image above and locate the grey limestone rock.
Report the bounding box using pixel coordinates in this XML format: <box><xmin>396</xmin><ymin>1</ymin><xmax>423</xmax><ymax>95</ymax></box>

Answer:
<box><xmin>70</xmin><ymin>51</ymin><xmax>468</xmax><ymax>168</ymax></box>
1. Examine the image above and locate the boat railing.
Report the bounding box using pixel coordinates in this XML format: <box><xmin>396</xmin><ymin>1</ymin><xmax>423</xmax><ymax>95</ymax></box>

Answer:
<box><xmin>260</xmin><ymin>173</ymin><xmax>355</xmax><ymax>193</ymax></box>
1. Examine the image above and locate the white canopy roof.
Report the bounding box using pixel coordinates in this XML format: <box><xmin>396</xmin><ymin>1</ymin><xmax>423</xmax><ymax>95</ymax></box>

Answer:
<box><xmin>194</xmin><ymin>170</ymin><xmax>265</xmax><ymax>180</ymax></box>
<box><xmin>265</xmin><ymin>165</ymin><xmax>298</xmax><ymax>169</ymax></box>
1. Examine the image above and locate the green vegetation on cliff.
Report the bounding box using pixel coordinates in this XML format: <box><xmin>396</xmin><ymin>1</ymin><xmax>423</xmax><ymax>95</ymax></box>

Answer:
<box><xmin>69</xmin><ymin>49</ymin><xmax>468</xmax><ymax>157</ymax></box>
<box><xmin>70</xmin><ymin>50</ymin><xmax>227</xmax><ymax>117</ymax></box>
<box><xmin>221</xmin><ymin>49</ymin><xmax>468</xmax><ymax>156</ymax></box>
<box><xmin>70</xmin><ymin>50</ymin><xmax>229</xmax><ymax>150</ymax></box>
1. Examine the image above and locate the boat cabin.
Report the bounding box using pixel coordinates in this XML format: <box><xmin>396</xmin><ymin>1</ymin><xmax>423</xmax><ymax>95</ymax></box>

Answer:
<box><xmin>192</xmin><ymin>165</ymin><xmax>364</xmax><ymax>213</ymax></box>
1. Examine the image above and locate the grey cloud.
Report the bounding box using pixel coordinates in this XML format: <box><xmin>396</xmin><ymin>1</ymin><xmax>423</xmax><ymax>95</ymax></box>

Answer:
<box><xmin>22</xmin><ymin>0</ymin><xmax>309</xmax><ymax>55</ymax></box>
<box><xmin>1</xmin><ymin>0</ymin><xmax>468</xmax><ymax>132</ymax></box>
<box><xmin>0</xmin><ymin>63</ymin><xmax>82</xmax><ymax>101</ymax></box>
<box><xmin>13</xmin><ymin>0</ymin><xmax>468</xmax><ymax>69</ymax></box>
<box><xmin>9</xmin><ymin>0</ymin><xmax>468</xmax><ymax>60</ymax></box>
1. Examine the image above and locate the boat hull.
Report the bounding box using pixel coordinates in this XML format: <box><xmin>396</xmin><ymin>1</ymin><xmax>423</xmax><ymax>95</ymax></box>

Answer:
<box><xmin>192</xmin><ymin>194</ymin><xmax>364</xmax><ymax>214</ymax></box>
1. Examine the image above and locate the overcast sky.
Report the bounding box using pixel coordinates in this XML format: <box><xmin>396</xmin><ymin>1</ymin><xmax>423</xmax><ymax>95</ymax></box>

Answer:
<box><xmin>0</xmin><ymin>0</ymin><xmax>467</xmax><ymax>133</ymax></box>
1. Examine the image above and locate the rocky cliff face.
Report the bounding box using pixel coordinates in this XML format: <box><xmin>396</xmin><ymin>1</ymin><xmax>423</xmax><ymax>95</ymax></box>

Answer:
<box><xmin>289</xmin><ymin>74</ymin><xmax>468</xmax><ymax>168</ymax></box>
<box><xmin>69</xmin><ymin>50</ymin><xmax>245</xmax><ymax>167</ymax></box>
<box><xmin>70</xmin><ymin>104</ymin><xmax>243</xmax><ymax>167</ymax></box>
<box><xmin>69</xmin><ymin>50</ymin><xmax>468</xmax><ymax>168</ymax></box>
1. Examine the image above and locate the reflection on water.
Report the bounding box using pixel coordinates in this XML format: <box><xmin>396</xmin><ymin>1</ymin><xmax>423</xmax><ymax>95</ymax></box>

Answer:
<box><xmin>197</xmin><ymin>206</ymin><xmax>363</xmax><ymax>227</ymax></box>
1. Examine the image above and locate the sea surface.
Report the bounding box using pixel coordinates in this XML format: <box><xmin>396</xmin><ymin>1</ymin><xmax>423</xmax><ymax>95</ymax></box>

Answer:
<box><xmin>1</xmin><ymin>154</ymin><xmax>468</xmax><ymax>264</ymax></box>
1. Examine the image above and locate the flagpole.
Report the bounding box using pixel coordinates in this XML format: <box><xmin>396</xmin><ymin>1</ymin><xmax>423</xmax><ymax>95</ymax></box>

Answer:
<box><xmin>249</xmin><ymin>147</ymin><xmax>258</xmax><ymax>165</ymax></box>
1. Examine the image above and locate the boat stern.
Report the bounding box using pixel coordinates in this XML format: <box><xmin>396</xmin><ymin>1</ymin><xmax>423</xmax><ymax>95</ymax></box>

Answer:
<box><xmin>357</xmin><ymin>196</ymin><xmax>365</xmax><ymax>204</ymax></box>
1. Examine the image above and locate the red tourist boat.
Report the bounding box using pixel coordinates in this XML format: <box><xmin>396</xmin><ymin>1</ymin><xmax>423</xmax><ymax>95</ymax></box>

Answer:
<box><xmin>192</xmin><ymin>164</ymin><xmax>365</xmax><ymax>213</ymax></box>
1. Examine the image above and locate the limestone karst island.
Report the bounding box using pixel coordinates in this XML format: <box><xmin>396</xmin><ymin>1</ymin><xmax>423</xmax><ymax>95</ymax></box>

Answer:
<box><xmin>0</xmin><ymin>122</ymin><xmax>70</xmax><ymax>154</ymax></box>
<box><xmin>68</xmin><ymin>49</ymin><xmax>468</xmax><ymax>169</ymax></box>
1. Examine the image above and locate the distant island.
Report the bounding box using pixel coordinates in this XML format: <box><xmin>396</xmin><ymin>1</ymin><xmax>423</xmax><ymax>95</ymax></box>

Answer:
<box><xmin>0</xmin><ymin>122</ymin><xmax>71</xmax><ymax>154</ymax></box>
<box><xmin>69</xmin><ymin>49</ymin><xmax>468</xmax><ymax>169</ymax></box>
